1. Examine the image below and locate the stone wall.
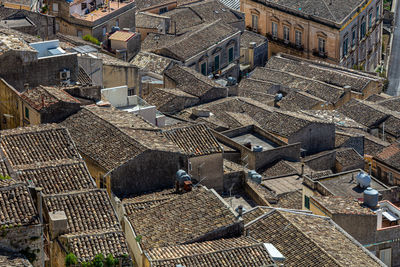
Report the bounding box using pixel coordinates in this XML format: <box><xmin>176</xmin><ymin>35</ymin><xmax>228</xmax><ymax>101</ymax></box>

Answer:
<box><xmin>189</xmin><ymin>153</ymin><xmax>224</xmax><ymax>192</ymax></box>
<box><xmin>290</xmin><ymin>122</ymin><xmax>335</xmax><ymax>155</ymax></box>
<box><xmin>0</xmin><ymin>7</ymin><xmax>56</xmax><ymax>40</ymax></box>
<box><xmin>0</xmin><ymin>53</ymin><xmax>79</xmax><ymax>92</ymax></box>
<box><xmin>304</xmin><ymin>150</ymin><xmax>336</xmax><ymax>171</ymax></box>
<box><xmin>0</xmin><ymin>224</ymin><xmax>44</xmax><ymax>267</ymax></box>
<box><xmin>111</xmin><ymin>150</ymin><xmax>187</xmax><ymax>197</ymax></box>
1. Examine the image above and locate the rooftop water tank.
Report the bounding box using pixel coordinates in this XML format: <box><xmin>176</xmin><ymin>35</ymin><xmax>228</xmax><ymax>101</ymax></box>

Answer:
<box><xmin>275</xmin><ymin>93</ymin><xmax>283</xmax><ymax>102</ymax></box>
<box><xmin>176</xmin><ymin>170</ymin><xmax>190</xmax><ymax>184</ymax></box>
<box><xmin>251</xmin><ymin>174</ymin><xmax>262</xmax><ymax>184</ymax></box>
<box><xmin>253</xmin><ymin>145</ymin><xmax>263</xmax><ymax>152</ymax></box>
<box><xmin>363</xmin><ymin>187</ymin><xmax>379</xmax><ymax>208</ymax></box>
<box><xmin>357</xmin><ymin>171</ymin><xmax>371</xmax><ymax>188</ymax></box>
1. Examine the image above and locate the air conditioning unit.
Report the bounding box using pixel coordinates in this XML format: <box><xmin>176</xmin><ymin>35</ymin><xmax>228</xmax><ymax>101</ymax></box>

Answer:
<box><xmin>60</xmin><ymin>69</ymin><xmax>70</xmax><ymax>80</ymax></box>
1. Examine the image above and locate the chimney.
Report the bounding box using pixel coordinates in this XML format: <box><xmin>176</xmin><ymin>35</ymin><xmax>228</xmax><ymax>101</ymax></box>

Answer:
<box><xmin>237</xmin><ymin>205</ymin><xmax>243</xmax><ymax>217</ymax></box>
<box><xmin>41</xmin><ymin>95</ymin><xmax>45</xmax><ymax>108</ymax></box>
<box><xmin>24</xmin><ymin>83</ymin><xmax>29</xmax><ymax>91</ymax></box>
<box><xmin>248</xmin><ymin>42</ymin><xmax>256</xmax><ymax>69</ymax></box>
<box><xmin>37</xmin><ymin>187</ymin><xmax>43</xmax><ymax>224</ymax></box>
<box><xmin>301</xmin><ymin>163</ymin><xmax>305</xmax><ymax>177</ymax></box>
<box><xmin>377</xmin><ymin>209</ymin><xmax>382</xmax><ymax>229</ymax></box>
<box><xmin>49</xmin><ymin>211</ymin><xmax>68</xmax><ymax>239</ymax></box>
<box><xmin>343</xmin><ymin>85</ymin><xmax>351</xmax><ymax>93</ymax></box>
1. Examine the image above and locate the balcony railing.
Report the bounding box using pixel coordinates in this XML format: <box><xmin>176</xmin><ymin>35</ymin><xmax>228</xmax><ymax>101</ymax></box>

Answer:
<box><xmin>266</xmin><ymin>33</ymin><xmax>304</xmax><ymax>51</ymax></box>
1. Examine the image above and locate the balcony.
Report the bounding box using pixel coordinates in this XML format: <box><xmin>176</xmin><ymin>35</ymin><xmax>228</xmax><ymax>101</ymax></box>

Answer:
<box><xmin>312</xmin><ymin>49</ymin><xmax>328</xmax><ymax>58</ymax></box>
<box><xmin>266</xmin><ymin>33</ymin><xmax>304</xmax><ymax>51</ymax></box>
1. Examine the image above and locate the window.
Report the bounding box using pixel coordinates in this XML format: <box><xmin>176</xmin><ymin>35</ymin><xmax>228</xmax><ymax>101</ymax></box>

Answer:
<box><xmin>81</xmin><ymin>2</ymin><xmax>87</xmax><ymax>10</ymax></box>
<box><xmin>77</xmin><ymin>30</ymin><xmax>83</xmax><ymax>37</ymax></box>
<box><xmin>228</xmin><ymin>46</ymin><xmax>234</xmax><ymax>63</ymax></box>
<box><xmin>53</xmin><ymin>3</ymin><xmax>58</xmax><ymax>12</ymax></box>
<box><xmin>368</xmin><ymin>11</ymin><xmax>373</xmax><ymax>29</ymax></box>
<box><xmin>361</xmin><ymin>17</ymin><xmax>366</xmax><ymax>38</ymax></box>
<box><xmin>318</xmin><ymin>37</ymin><xmax>326</xmax><ymax>54</ymax></box>
<box><xmin>283</xmin><ymin>26</ymin><xmax>290</xmax><ymax>42</ymax></box>
<box><xmin>159</xmin><ymin>7</ymin><xmax>168</xmax><ymax>14</ymax></box>
<box><xmin>376</xmin><ymin>3</ymin><xmax>380</xmax><ymax>21</ymax></box>
<box><xmin>128</xmin><ymin>88</ymin><xmax>135</xmax><ymax>96</ymax></box>
<box><xmin>24</xmin><ymin>107</ymin><xmax>29</xmax><ymax>119</ymax></box>
<box><xmin>352</xmin><ymin>27</ymin><xmax>356</xmax><ymax>47</ymax></box>
<box><xmin>200</xmin><ymin>62</ymin><xmax>207</xmax><ymax>75</ymax></box>
<box><xmin>115</xmin><ymin>19</ymin><xmax>119</xmax><ymax>27</ymax></box>
<box><xmin>343</xmin><ymin>36</ymin><xmax>348</xmax><ymax>57</ymax></box>
<box><xmin>102</xmin><ymin>26</ymin><xmax>107</xmax><ymax>36</ymax></box>
<box><xmin>272</xmin><ymin>22</ymin><xmax>278</xmax><ymax>38</ymax></box>
<box><xmin>388</xmin><ymin>172</ymin><xmax>394</xmax><ymax>185</ymax></box>
<box><xmin>295</xmin><ymin>30</ymin><xmax>302</xmax><ymax>46</ymax></box>
<box><xmin>252</xmin><ymin>15</ymin><xmax>258</xmax><ymax>31</ymax></box>
<box><xmin>379</xmin><ymin>248</ymin><xmax>392</xmax><ymax>267</ymax></box>
<box><xmin>214</xmin><ymin>55</ymin><xmax>220</xmax><ymax>71</ymax></box>
<box><xmin>304</xmin><ymin>195</ymin><xmax>310</xmax><ymax>209</ymax></box>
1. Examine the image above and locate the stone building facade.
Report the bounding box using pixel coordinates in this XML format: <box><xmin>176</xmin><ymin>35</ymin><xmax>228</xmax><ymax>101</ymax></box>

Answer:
<box><xmin>241</xmin><ymin>0</ymin><xmax>383</xmax><ymax>71</ymax></box>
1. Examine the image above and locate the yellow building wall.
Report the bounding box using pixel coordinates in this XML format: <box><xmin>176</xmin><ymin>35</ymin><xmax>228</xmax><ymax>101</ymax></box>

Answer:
<box><xmin>0</xmin><ymin>79</ymin><xmax>22</xmax><ymax>130</ymax></box>
<box><xmin>241</xmin><ymin>0</ymin><xmax>340</xmax><ymax>63</ymax></box>
<box><xmin>21</xmin><ymin>101</ymin><xmax>41</xmax><ymax>127</ymax></box>
<box><xmin>141</xmin><ymin>2</ymin><xmax>177</xmax><ymax>13</ymax></box>
<box><xmin>2</xmin><ymin>2</ymin><xmax>30</xmax><ymax>10</ymax></box>
<box><xmin>103</xmin><ymin>65</ymin><xmax>138</xmax><ymax>94</ymax></box>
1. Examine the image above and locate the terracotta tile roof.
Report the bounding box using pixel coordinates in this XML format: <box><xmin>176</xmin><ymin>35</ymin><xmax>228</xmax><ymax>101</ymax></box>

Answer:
<box><xmin>109</xmin><ymin>31</ymin><xmax>136</xmax><ymax>42</ymax></box>
<box><xmin>0</xmin><ymin>182</ymin><xmax>39</xmax><ymax>227</ymax></box>
<box><xmin>146</xmin><ymin>237</ymin><xmax>256</xmax><ymax>260</ymax></box>
<box><xmin>271</xmin><ymin>190</ymin><xmax>303</xmax><ymax>210</ymax></box>
<box><xmin>128</xmin><ymin>187</ymin><xmax>240</xmax><ymax>250</ymax></box>
<box><xmin>251</xmin><ymin>67</ymin><xmax>345</xmax><ymax>104</ymax></box>
<box><xmin>266</xmin><ymin>55</ymin><xmax>373</xmax><ymax>93</ymax></box>
<box><xmin>163</xmin><ymin>0</ymin><xmax>244</xmax><ymax>34</ymax></box>
<box><xmin>135</xmin><ymin>0</ymin><xmax>174</xmax><ymax>11</ymax></box>
<box><xmin>0</xmin><ymin>125</ymin><xmax>81</xmax><ymax>167</ymax></box>
<box><xmin>130</xmin><ymin>51</ymin><xmax>175</xmax><ymax>75</ymax></box>
<box><xmin>240</xmin><ymin>30</ymin><xmax>267</xmax><ymax>47</ymax></box>
<box><xmin>278</xmin><ymin>90</ymin><xmax>325</xmax><ymax>111</ymax></box>
<box><xmin>335</xmin><ymin>147</ymin><xmax>364</xmax><ymax>167</ymax></box>
<box><xmin>377</xmin><ymin>143</ymin><xmax>400</xmax><ymax>170</ymax></box>
<box><xmin>64</xmin><ymin>230</ymin><xmax>129</xmax><ymax>262</ymax></box>
<box><xmin>17</xmin><ymin>159</ymin><xmax>96</xmax><ymax>195</ymax></box>
<box><xmin>0</xmin><ymin>249</ymin><xmax>32</xmax><ymax>267</ymax></box>
<box><xmin>282</xmin><ymin>211</ymin><xmax>381</xmax><ymax>266</ymax></box>
<box><xmin>311</xmin><ymin>196</ymin><xmax>375</xmax><ymax>215</ymax></box>
<box><xmin>245</xmin><ymin>209</ymin><xmax>382</xmax><ymax>266</ymax></box>
<box><xmin>163</xmin><ymin>124</ymin><xmax>222</xmax><ymax>156</ymax></box>
<box><xmin>135</xmin><ymin>12</ymin><xmax>168</xmax><ymax>29</ymax></box>
<box><xmin>20</xmin><ymin>86</ymin><xmax>80</xmax><ymax>112</ymax></box>
<box><xmin>61</xmin><ymin>106</ymin><xmax>178</xmax><ymax>171</ymax></box>
<box><xmin>44</xmin><ymin>189</ymin><xmax>120</xmax><ymax>234</ymax></box>
<box><xmin>259</xmin><ymin>160</ymin><xmax>298</xmax><ymax>178</ymax></box>
<box><xmin>164</xmin><ymin>65</ymin><xmax>226</xmax><ymax>98</ymax></box>
<box><xmin>147</xmin><ymin>241</ymin><xmax>275</xmax><ymax>267</ymax></box>
<box><xmin>143</xmin><ymin>87</ymin><xmax>199</xmax><ymax>113</ymax></box>
<box><xmin>256</xmin><ymin>0</ymin><xmax>363</xmax><ymax>25</ymax></box>
<box><xmin>340</xmin><ymin>128</ymin><xmax>390</xmax><ymax>156</ymax></box>
<box><xmin>377</xmin><ymin>96</ymin><xmax>400</xmax><ymax>112</ymax></box>
<box><xmin>122</xmin><ymin>188</ymin><xmax>178</xmax><ymax>216</ymax></box>
<box><xmin>242</xmin><ymin>206</ymin><xmax>269</xmax><ymax>224</ymax></box>
<box><xmin>338</xmin><ymin>99</ymin><xmax>388</xmax><ymax>128</ymax></box>
<box><xmin>178</xmin><ymin>97</ymin><xmax>326</xmax><ymax>137</ymax></box>
<box><xmin>142</xmin><ymin>21</ymin><xmax>239</xmax><ymax>61</ymax></box>
<box><xmin>366</xmin><ymin>94</ymin><xmax>388</xmax><ymax>102</ymax></box>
